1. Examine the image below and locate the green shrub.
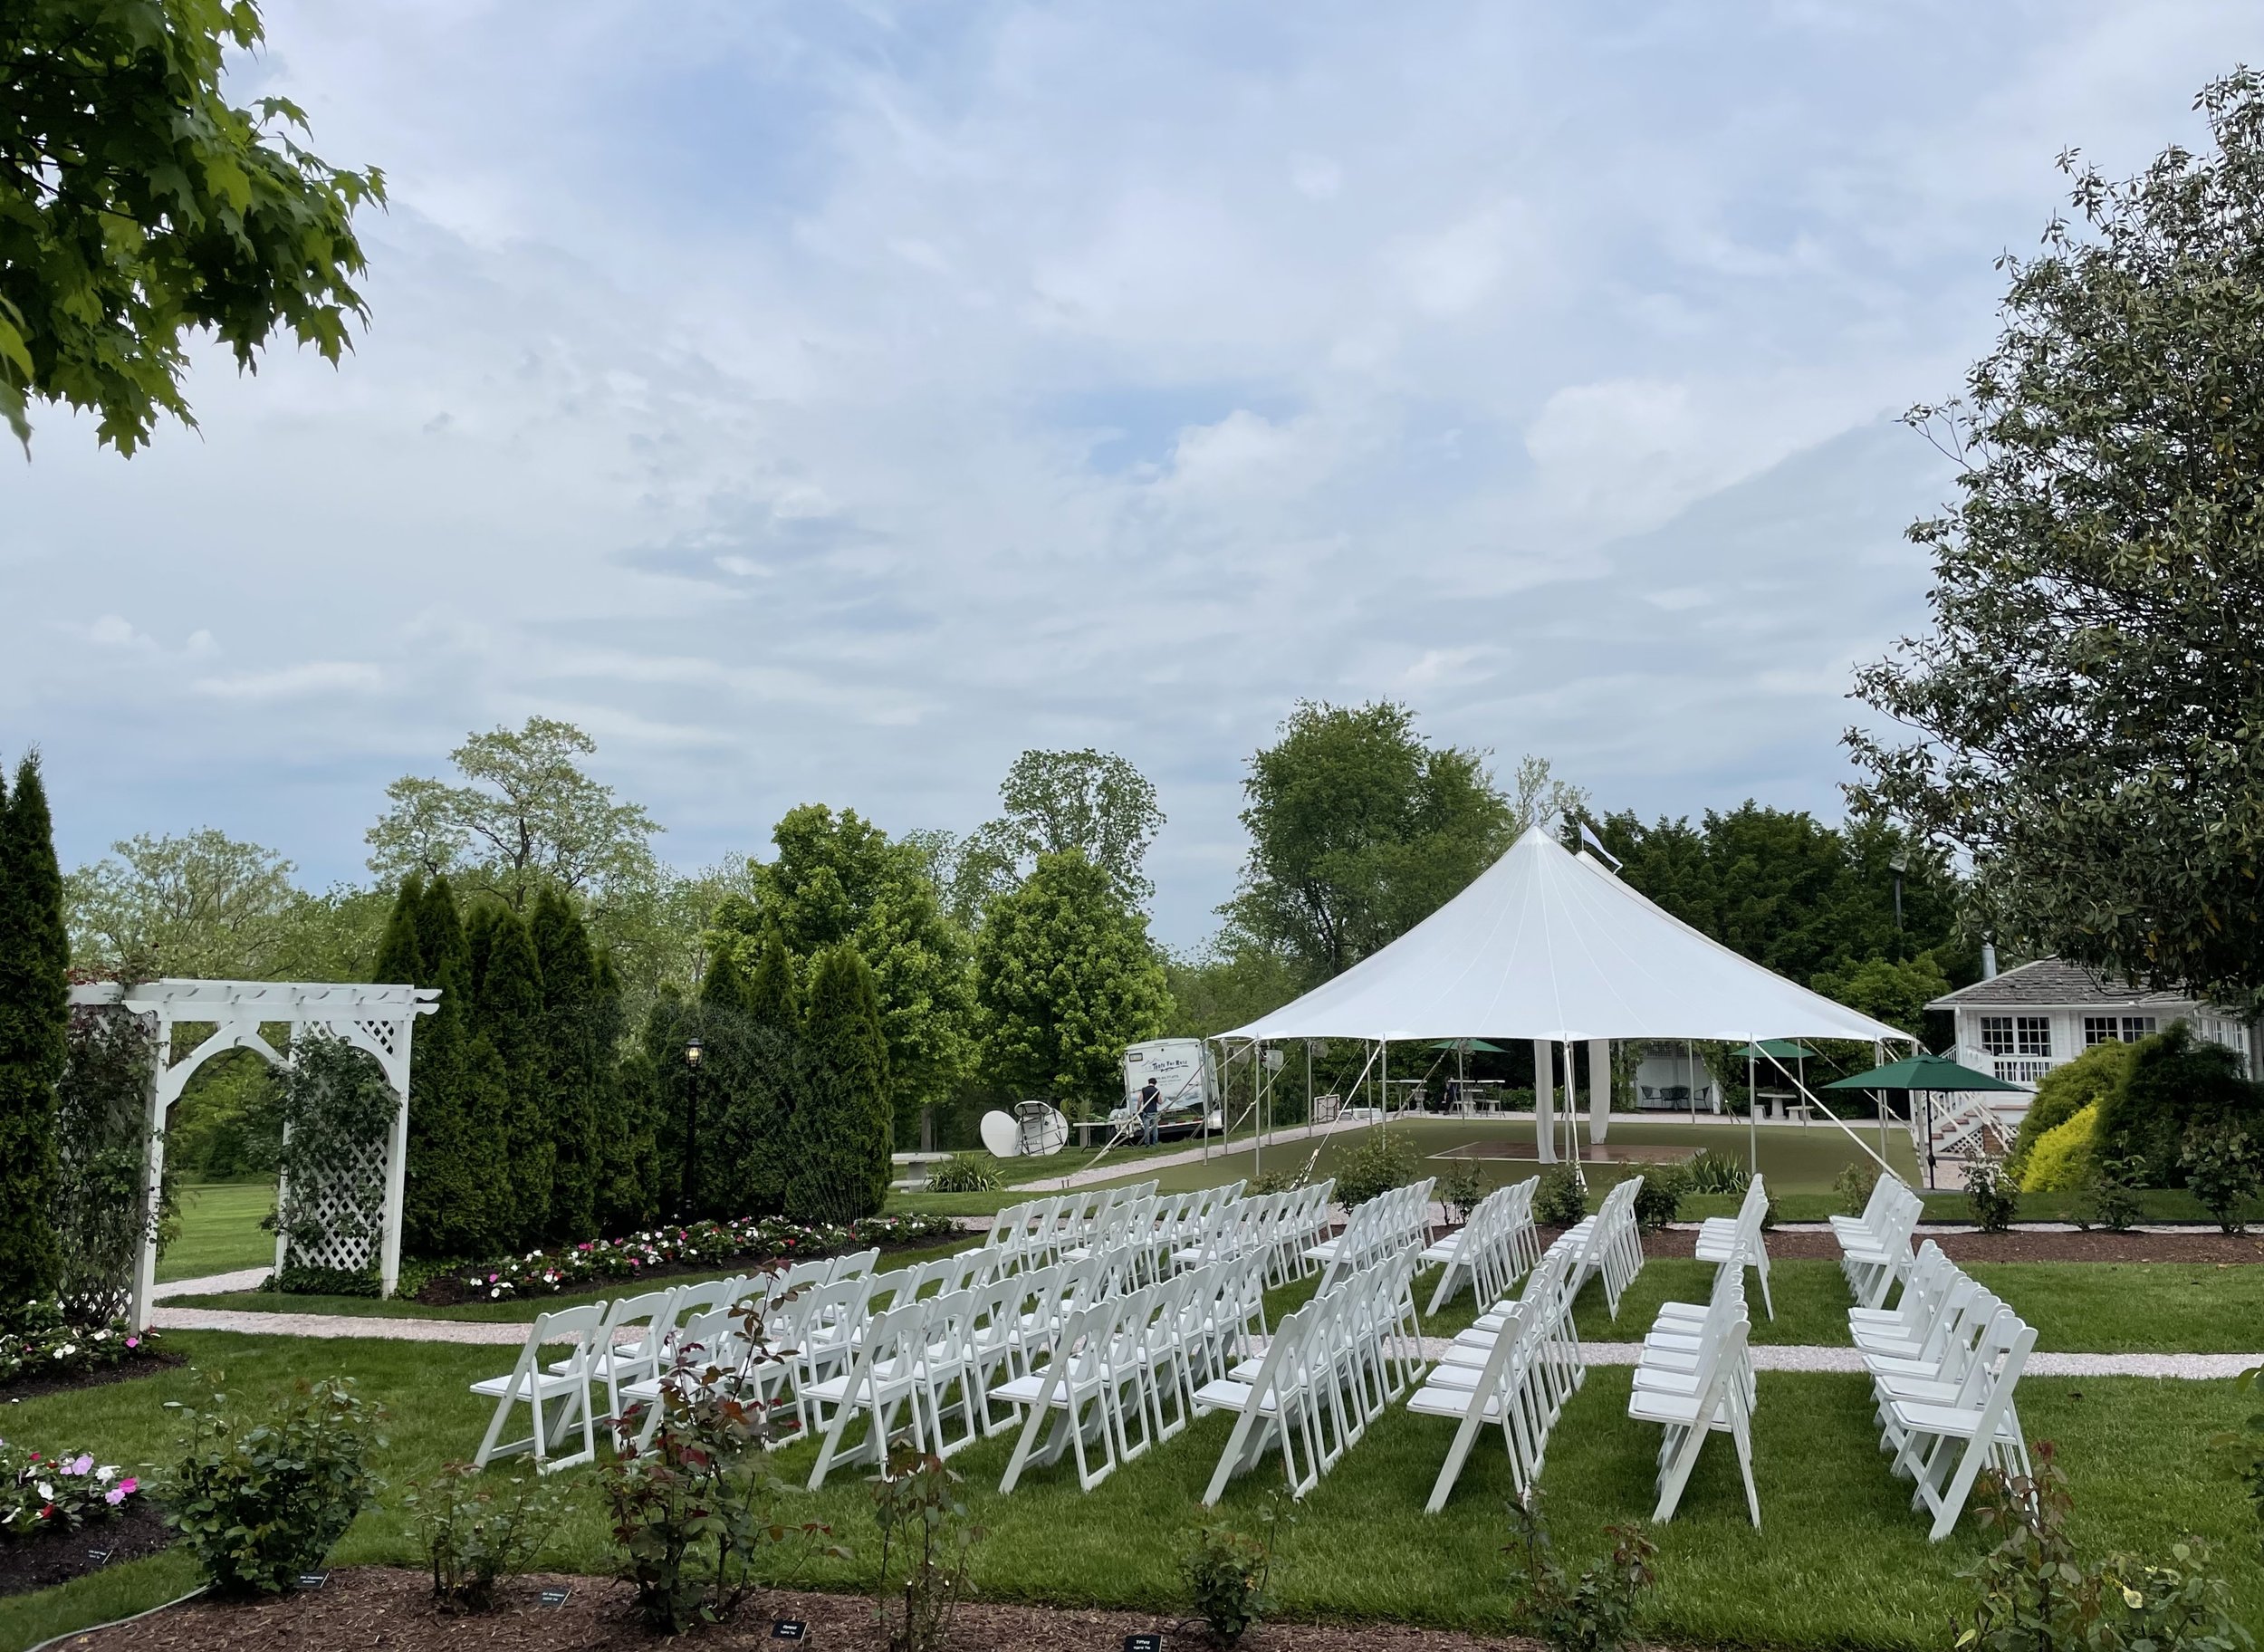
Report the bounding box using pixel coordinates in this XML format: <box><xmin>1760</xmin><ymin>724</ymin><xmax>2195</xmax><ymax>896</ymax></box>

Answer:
<box><xmin>1958</xmin><ymin>1444</ymin><xmax>2256</xmax><ymax>1652</ymax></box>
<box><xmin>604</xmin><ymin>1314</ymin><xmax>834</xmax><ymax>1633</ymax></box>
<box><xmin>1683</xmin><ymin>1148</ymin><xmax>1751</xmax><ymax>1196</ymax></box>
<box><xmin>2179</xmin><ymin>1125</ymin><xmax>2261</xmax><ymax>1235</ymax></box>
<box><xmin>2099</xmin><ymin>1023</ymin><xmax>2264</xmax><ymax>1187</ymax></box>
<box><xmin>924</xmin><ymin>1152</ymin><xmax>1001</xmax><ymax>1194</ymax></box>
<box><xmin>165</xmin><ymin>1373</ymin><xmax>385</xmax><ymax>1595</ymax></box>
<box><xmin>1964</xmin><ymin>1154</ymin><xmax>2019</xmax><ymax>1233</ymax></box>
<box><xmin>1834</xmin><ymin>1158</ymin><xmax>1880</xmax><ymax>1216</ymax></box>
<box><xmin>1505</xmin><ymin>1495</ymin><xmax>1657</xmax><ymax>1652</ymax></box>
<box><xmin>870</xmin><ymin>1447</ymin><xmax>982</xmax><ymax>1652</ymax></box>
<box><xmin>2019</xmin><ymin>1102</ymin><xmax>2099</xmax><ymax>1195</ymax></box>
<box><xmin>1180</xmin><ymin>1493</ymin><xmax>1293</xmax><ymax>1647</ymax></box>
<box><xmin>272</xmin><ymin>1264</ymin><xmax>380</xmax><ymax>1298</ymax></box>
<box><xmin>1332</xmin><ymin>1130</ymin><xmax>1419</xmax><ymax>1210</ymax></box>
<box><xmin>2082</xmin><ymin>1156</ymin><xmax>2144</xmax><ymax>1234</ymax></box>
<box><xmin>1440</xmin><ymin>1159</ymin><xmax>1485</xmax><ymax>1224</ymax></box>
<box><xmin>1535</xmin><ymin>1167</ymin><xmax>1588</xmax><ymax>1227</ymax></box>
<box><xmin>1631</xmin><ymin>1167</ymin><xmax>1684</xmax><ymax>1232</ymax></box>
<box><xmin>2216</xmin><ymin>1365</ymin><xmax>2262</xmax><ymax>1534</ymax></box>
<box><xmin>2007</xmin><ymin>1042</ymin><xmax>2132</xmax><ymax>1180</ymax></box>
<box><xmin>404</xmin><ymin>1461</ymin><xmax>562</xmax><ymax>1612</ymax></box>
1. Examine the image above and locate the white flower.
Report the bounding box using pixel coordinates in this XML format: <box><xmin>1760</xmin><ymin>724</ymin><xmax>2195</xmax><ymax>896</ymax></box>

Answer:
<box><xmin>35</xmin><ymin>1481</ymin><xmax>53</xmax><ymax>1500</ymax></box>
<box><xmin>97</xmin><ymin>1465</ymin><xmax>117</xmax><ymax>1482</ymax></box>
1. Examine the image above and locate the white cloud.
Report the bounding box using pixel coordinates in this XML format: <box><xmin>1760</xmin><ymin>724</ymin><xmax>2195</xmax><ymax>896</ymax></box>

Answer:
<box><xmin>0</xmin><ymin>0</ymin><xmax>2245</xmax><ymax>946</ymax></box>
<box><xmin>194</xmin><ymin>663</ymin><xmax>384</xmax><ymax>701</ymax></box>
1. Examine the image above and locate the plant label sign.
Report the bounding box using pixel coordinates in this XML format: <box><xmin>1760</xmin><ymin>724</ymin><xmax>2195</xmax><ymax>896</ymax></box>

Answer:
<box><xmin>85</xmin><ymin>1549</ymin><xmax>111</xmax><ymax>1565</ymax></box>
<box><xmin>297</xmin><ymin>1572</ymin><xmax>328</xmax><ymax>1590</ymax></box>
<box><xmin>1126</xmin><ymin>1636</ymin><xmax>1165</xmax><ymax>1652</ymax></box>
<box><xmin>771</xmin><ymin>1620</ymin><xmax>809</xmax><ymax>1640</ymax></box>
<box><xmin>540</xmin><ymin>1587</ymin><xmax>572</xmax><ymax>1608</ymax></box>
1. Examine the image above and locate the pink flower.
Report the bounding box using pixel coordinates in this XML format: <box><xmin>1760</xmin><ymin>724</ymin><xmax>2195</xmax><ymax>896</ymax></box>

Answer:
<box><xmin>105</xmin><ymin>1485</ymin><xmax>127</xmax><ymax>1505</ymax></box>
<box><xmin>67</xmin><ymin>1454</ymin><xmax>93</xmax><ymax>1475</ymax></box>
<box><xmin>124</xmin><ymin>1337</ymin><xmax>139</xmax><ymax>1349</ymax></box>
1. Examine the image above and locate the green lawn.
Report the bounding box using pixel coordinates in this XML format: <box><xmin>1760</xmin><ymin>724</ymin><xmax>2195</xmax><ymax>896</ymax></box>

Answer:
<box><xmin>3</xmin><ymin>1319</ymin><xmax>2258</xmax><ymax>1652</ymax></box>
<box><xmin>156</xmin><ymin>1181</ymin><xmax>276</xmax><ymax>1284</ymax></box>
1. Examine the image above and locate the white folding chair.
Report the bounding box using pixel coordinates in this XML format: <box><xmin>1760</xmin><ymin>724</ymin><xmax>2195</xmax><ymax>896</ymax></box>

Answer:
<box><xmin>471</xmin><ymin>1302</ymin><xmax>607</xmax><ymax>1473</ymax></box>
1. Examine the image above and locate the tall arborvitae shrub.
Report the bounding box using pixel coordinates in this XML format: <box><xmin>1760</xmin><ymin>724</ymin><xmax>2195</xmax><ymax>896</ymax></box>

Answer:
<box><xmin>401</xmin><ymin>877</ymin><xmax>506</xmax><ymax>1258</ymax></box>
<box><xmin>788</xmin><ymin>944</ymin><xmax>892</xmax><ymax>1224</ymax></box>
<box><xmin>644</xmin><ymin>986</ymin><xmax>697</xmax><ymax>1221</ymax></box>
<box><xmin>736</xmin><ymin>927</ymin><xmax>802</xmax><ymax>1217</ymax></box>
<box><xmin>0</xmin><ymin>757</ymin><xmax>68</xmax><ymax>1304</ymax></box>
<box><xmin>593</xmin><ymin>949</ymin><xmax>657</xmax><ymax>1233</ymax></box>
<box><xmin>373</xmin><ymin>876</ymin><xmax>424</xmax><ymax>986</ymax></box>
<box><xmin>475</xmin><ymin>905</ymin><xmax>550</xmax><ymax>1248</ymax></box>
<box><xmin>746</xmin><ymin>927</ymin><xmax>800</xmax><ymax>1032</ymax></box>
<box><xmin>530</xmin><ymin>890</ymin><xmax>600</xmax><ymax>1243</ymax></box>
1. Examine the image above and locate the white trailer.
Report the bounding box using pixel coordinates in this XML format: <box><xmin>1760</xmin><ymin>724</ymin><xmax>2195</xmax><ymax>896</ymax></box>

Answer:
<box><xmin>1114</xmin><ymin>1038</ymin><xmax>1222</xmax><ymax>1139</ymax></box>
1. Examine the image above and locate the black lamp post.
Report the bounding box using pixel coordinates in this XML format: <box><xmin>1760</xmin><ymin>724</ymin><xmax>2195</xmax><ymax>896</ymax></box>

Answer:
<box><xmin>1888</xmin><ymin>850</ymin><xmax>1908</xmax><ymax>931</ymax></box>
<box><xmin>681</xmin><ymin>1036</ymin><xmax>703</xmax><ymax>1219</ymax></box>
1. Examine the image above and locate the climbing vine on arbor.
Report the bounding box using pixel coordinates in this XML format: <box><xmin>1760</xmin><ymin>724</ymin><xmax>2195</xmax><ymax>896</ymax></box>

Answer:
<box><xmin>274</xmin><ymin>1033</ymin><xmax>396</xmax><ymax>1290</ymax></box>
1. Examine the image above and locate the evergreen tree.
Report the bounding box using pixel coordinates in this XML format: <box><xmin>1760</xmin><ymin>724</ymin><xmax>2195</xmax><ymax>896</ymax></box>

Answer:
<box><xmin>788</xmin><ymin>944</ymin><xmax>892</xmax><ymax>1224</ymax></box>
<box><xmin>596</xmin><ymin>948</ymin><xmax>658</xmax><ymax>1233</ymax></box>
<box><xmin>693</xmin><ymin>946</ymin><xmax>764</xmax><ymax>1222</ymax></box>
<box><xmin>0</xmin><ymin>758</ymin><xmax>67</xmax><ymax>1304</ymax></box>
<box><xmin>530</xmin><ymin>889</ymin><xmax>600</xmax><ymax>1242</ymax></box>
<box><xmin>745</xmin><ymin>927</ymin><xmax>800</xmax><ymax>1032</ymax></box>
<box><xmin>643</xmin><ymin>986</ymin><xmax>698</xmax><ymax>1219</ymax></box>
<box><xmin>371</xmin><ymin>875</ymin><xmax>424</xmax><ymax>985</ymax></box>
<box><xmin>475</xmin><ymin>905</ymin><xmax>549</xmax><ymax>1248</ymax></box>
<box><xmin>402</xmin><ymin>877</ymin><xmax>504</xmax><ymax>1258</ymax></box>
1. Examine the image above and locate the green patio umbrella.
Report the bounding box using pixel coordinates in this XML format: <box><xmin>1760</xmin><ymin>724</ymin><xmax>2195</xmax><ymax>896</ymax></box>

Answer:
<box><xmin>1730</xmin><ymin>1040</ymin><xmax>1818</xmax><ymax>1060</ymax></box>
<box><xmin>1426</xmin><ymin>1039</ymin><xmax>1508</xmax><ymax>1053</ymax></box>
<box><xmin>1823</xmin><ymin>1052</ymin><xmax>2024</xmax><ymax>1189</ymax></box>
<box><xmin>1820</xmin><ymin>1052</ymin><xmax>2024</xmax><ymax>1092</ymax></box>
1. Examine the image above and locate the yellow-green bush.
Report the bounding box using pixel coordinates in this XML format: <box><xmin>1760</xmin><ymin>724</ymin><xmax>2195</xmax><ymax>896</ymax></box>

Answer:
<box><xmin>2020</xmin><ymin>1100</ymin><xmax>2098</xmax><ymax>1193</ymax></box>
<box><xmin>2005</xmin><ymin>1042</ymin><xmax>2131</xmax><ymax>1180</ymax></box>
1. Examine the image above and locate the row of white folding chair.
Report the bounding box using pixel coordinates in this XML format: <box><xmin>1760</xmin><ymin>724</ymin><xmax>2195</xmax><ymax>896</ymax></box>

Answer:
<box><xmin>1423</xmin><ymin>1177</ymin><xmax>1540</xmax><ymax>1314</ymax></box>
<box><xmin>1627</xmin><ymin>1269</ymin><xmax>1759</xmax><ymax>1526</ymax></box>
<box><xmin>1414</xmin><ymin>1244</ymin><xmax>1585</xmax><ymax>1510</ymax></box>
<box><xmin>1266</xmin><ymin>1181</ymin><xmax>1337</xmax><ymax>1283</ymax></box>
<box><xmin>994</xmin><ymin>1256</ymin><xmax>1257</xmax><ymax>1493</ymax></box>
<box><xmin>1693</xmin><ymin>1176</ymin><xmax>1774</xmax><ymax>1319</ymax></box>
<box><xmin>1308</xmin><ymin>1179</ymin><xmax>1436</xmax><ymax>1283</ymax></box>
<box><xmin>1556</xmin><ymin>1175</ymin><xmax>1645</xmax><ymax>1320</ymax></box>
<box><xmin>1170</xmin><ymin>1185</ymin><xmax>1315</xmax><ymax>1277</ymax></box>
<box><xmin>1850</xmin><ymin>1243</ymin><xmax>2034</xmax><ymax>1540</ymax></box>
<box><xmin>1833</xmin><ymin>1173</ymin><xmax>1922</xmax><ymax>1309</ymax></box>
<box><xmin>1196</xmin><ymin>1244</ymin><xmax>1425</xmax><ymax>1504</ymax></box>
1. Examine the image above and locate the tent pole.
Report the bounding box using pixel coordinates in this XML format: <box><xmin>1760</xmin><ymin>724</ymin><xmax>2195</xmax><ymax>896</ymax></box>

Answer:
<box><xmin>1305</xmin><ymin>1041</ymin><xmax>1313</xmax><ymax>1139</ymax></box>
<box><xmin>1254</xmin><ymin>1039</ymin><xmax>1264</xmax><ymax>1180</ymax></box>
<box><xmin>1746</xmin><ymin>1045</ymin><xmax>1757</xmax><ymax>1175</ymax></box>
<box><xmin>1532</xmin><ymin>1039</ymin><xmax>1555</xmax><ymax>1164</ymax></box>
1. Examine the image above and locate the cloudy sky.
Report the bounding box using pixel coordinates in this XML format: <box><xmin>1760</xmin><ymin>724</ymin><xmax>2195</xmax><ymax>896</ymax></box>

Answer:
<box><xmin>4</xmin><ymin>1</ymin><xmax>2254</xmax><ymax>946</ymax></box>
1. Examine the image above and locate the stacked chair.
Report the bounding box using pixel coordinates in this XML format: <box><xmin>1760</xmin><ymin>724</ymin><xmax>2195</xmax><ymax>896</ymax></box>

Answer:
<box><xmin>1555</xmin><ymin>1175</ymin><xmax>1646</xmax><ymax>1320</ymax></box>
<box><xmin>1831</xmin><ymin>1172</ymin><xmax>1923</xmax><ymax>1309</ymax></box>
<box><xmin>1849</xmin><ymin>1239</ymin><xmax>2034</xmax><ymax>1540</ymax></box>
<box><xmin>1693</xmin><ymin>1176</ymin><xmax>1774</xmax><ymax>1319</ymax></box>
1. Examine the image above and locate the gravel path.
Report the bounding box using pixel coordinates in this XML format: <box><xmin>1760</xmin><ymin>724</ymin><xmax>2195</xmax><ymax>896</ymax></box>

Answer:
<box><xmin>148</xmin><ymin>1303</ymin><xmax>2258</xmax><ymax>1378</ymax></box>
<box><xmin>152</xmin><ymin>1266</ymin><xmax>270</xmax><ymax>1299</ymax></box>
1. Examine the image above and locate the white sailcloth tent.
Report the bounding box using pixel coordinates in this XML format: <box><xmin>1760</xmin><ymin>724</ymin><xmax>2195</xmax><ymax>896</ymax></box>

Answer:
<box><xmin>1221</xmin><ymin>825</ymin><xmax>1913</xmax><ymax>1166</ymax></box>
<box><xmin>1227</xmin><ymin>825</ymin><xmax>1908</xmax><ymax>1044</ymax></box>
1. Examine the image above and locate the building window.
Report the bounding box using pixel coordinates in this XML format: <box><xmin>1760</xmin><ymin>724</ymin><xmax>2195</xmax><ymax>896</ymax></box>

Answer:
<box><xmin>2016</xmin><ymin>1016</ymin><xmax>2051</xmax><ymax>1057</ymax></box>
<box><xmin>1980</xmin><ymin>1016</ymin><xmax>2014</xmax><ymax>1056</ymax></box>
<box><xmin>2084</xmin><ymin>1014</ymin><xmax>2160</xmax><ymax>1046</ymax></box>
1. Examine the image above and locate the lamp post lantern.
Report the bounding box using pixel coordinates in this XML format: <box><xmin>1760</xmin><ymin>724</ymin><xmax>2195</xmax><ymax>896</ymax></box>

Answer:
<box><xmin>681</xmin><ymin>1036</ymin><xmax>704</xmax><ymax>1219</ymax></box>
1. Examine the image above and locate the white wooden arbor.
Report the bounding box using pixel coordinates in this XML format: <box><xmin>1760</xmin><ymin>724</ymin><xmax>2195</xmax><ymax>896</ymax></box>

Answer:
<box><xmin>68</xmin><ymin>978</ymin><xmax>438</xmax><ymax>1330</ymax></box>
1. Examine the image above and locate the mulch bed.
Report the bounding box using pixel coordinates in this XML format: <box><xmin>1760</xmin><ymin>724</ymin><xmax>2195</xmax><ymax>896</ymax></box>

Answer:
<box><xmin>2</xmin><ymin>1349</ymin><xmax>185</xmax><ymax>1406</ymax></box>
<box><xmin>67</xmin><ymin>1567</ymin><xmax>1558</xmax><ymax>1652</ymax></box>
<box><xmin>1627</xmin><ymin>1226</ymin><xmax>2264</xmax><ymax>1264</ymax></box>
<box><xmin>0</xmin><ymin>1503</ymin><xmax>175</xmax><ymax>1601</ymax></box>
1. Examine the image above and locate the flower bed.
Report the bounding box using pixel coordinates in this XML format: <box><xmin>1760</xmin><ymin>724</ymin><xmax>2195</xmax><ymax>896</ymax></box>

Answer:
<box><xmin>428</xmin><ymin>1211</ymin><xmax>961</xmax><ymax>1304</ymax></box>
<box><xmin>0</xmin><ymin>1300</ymin><xmax>157</xmax><ymax>1389</ymax></box>
<box><xmin>2</xmin><ymin>1441</ymin><xmax>143</xmax><ymax>1538</ymax></box>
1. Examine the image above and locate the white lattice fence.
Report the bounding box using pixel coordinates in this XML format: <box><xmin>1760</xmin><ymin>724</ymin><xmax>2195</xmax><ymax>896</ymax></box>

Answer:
<box><xmin>280</xmin><ymin>1135</ymin><xmax>391</xmax><ymax>1273</ymax></box>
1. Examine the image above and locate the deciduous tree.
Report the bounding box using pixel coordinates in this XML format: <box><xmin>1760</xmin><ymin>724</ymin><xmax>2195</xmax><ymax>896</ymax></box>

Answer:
<box><xmin>975</xmin><ymin>850</ymin><xmax>1171</xmax><ymax>1112</ymax></box>
<box><xmin>1850</xmin><ymin>69</ymin><xmax>2264</xmax><ymax>1015</ymax></box>
<box><xmin>0</xmin><ymin>0</ymin><xmax>386</xmax><ymax>453</ymax></box>
<box><xmin>1224</xmin><ymin>701</ymin><xmax>1513</xmax><ymax>979</ymax></box>
<box><xmin>948</xmin><ymin>748</ymin><xmax>1166</xmax><ymax>919</ymax></box>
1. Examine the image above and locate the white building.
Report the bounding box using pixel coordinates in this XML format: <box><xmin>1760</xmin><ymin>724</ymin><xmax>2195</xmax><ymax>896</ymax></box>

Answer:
<box><xmin>1926</xmin><ymin>957</ymin><xmax>2258</xmax><ymax>1090</ymax></box>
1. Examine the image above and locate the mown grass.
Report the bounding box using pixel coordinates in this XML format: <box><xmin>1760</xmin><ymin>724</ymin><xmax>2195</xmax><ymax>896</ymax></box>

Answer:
<box><xmin>3</xmin><ymin>1320</ymin><xmax>2257</xmax><ymax>1652</ymax></box>
<box><xmin>155</xmin><ymin>1181</ymin><xmax>276</xmax><ymax>1284</ymax></box>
